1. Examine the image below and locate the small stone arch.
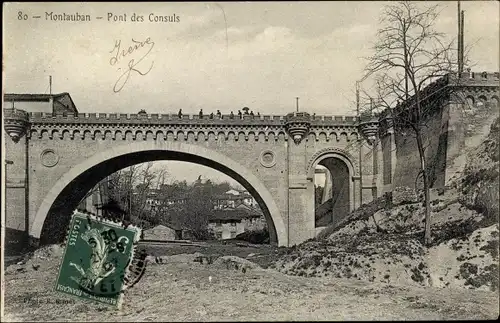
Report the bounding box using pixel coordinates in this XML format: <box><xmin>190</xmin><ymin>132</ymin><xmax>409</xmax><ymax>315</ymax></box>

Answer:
<box><xmin>83</xmin><ymin>129</ymin><xmax>92</xmax><ymax>140</ymax></box>
<box><xmin>464</xmin><ymin>95</ymin><xmax>475</xmax><ymax>109</ymax></box>
<box><xmin>135</xmin><ymin>130</ymin><xmax>144</xmax><ymax>141</ymax></box>
<box><xmin>155</xmin><ymin>130</ymin><xmax>165</xmax><ymax>140</ymax></box>
<box><xmin>176</xmin><ymin>130</ymin><xmax>184</xmax><ymax>141</ymax></box>
<box><xmin>61</xmin><ymin>129</ymin><xmax>71</xmax><ymax>140</ymax></box>
<box><xmin>307</xmin><ymin>147</ymin><xmax>359</xmax><ymax>180</ymax></box>
<box><xmin>197</xmin><ymin>131</ymin><xmax>206</xmax><ymax>141</ymax></box>
<box><xmin>237</xmin><ymin>131</ymin><xmax>246</xmax><ymax>142</ymax></box>
<box><xmin>207</xmin><ymin>131</ymin><xmax>216</xmax><ymax>141</ymax></box>
<box><xmin>145</xmin><ymin>130</ymin><xmax>155</xmax><ymax>140</ymax></box>
<box><xmin>277</xmin><ymin>132</ymin><xmax>287</xmax><ymax>142</ymax></box>
<box><xmin>40</xmin><ymin>129</ymin><xmax>49</xmax><ymax>139</ymax></box>
<box><xmin>51</xmin><ymin>129</ymin><xmax>59</xmax><ymax>139</ymax></box>
<box><xmin>166</xmin><ymin>130</ymin><xmax>175</xmax><ymax>140</ymax></box>
<box><xmin>124</xmin><ymin>130</ymin><xmax>134</xmax><ymax>140</ymax></box>
<box><xmin>248</xmin><ymin>131</ymin><xmax>257</xmax><ymax>141</ymax></box>
<box><xmin>103</xmin><ymin>130</ymin><xmax>113</xmax><ymax>140</ymax></box>
<box><xmin>94</xmin><ymin>130</ymin><xmax>103</xmax><ymax>140</ymax></box>
<box><xmin>226</xmin><ymin>131</ymin><xmax>236</xmax><ymax>141</ymax></box>
<box><xmin>186</xmin><ymin>131</ymin><xmax>196</xmax><ymax>142</ymax></box>
<box><xmin>72</xmin><ymin>129</ymin><xmax>81</xmax><ymax>140</ymax></box>
<box><xmin>307</xmin><ymin>147</ymin><xmax>358</xmax><ymax>216</ymax></box>
<box><xmin>477</xmin><ymin>95</ymin><xmax>488</xmax><ymax>108</ymax></box>
<box><xmin>114</xmin><ymin>130</ymin><xmax>123</xmax><ymax>140</ymax></box>
<box><xmin>30</xmin><ymin>129</ymin><xmax>38</xmax><ymax>139</ymax></box>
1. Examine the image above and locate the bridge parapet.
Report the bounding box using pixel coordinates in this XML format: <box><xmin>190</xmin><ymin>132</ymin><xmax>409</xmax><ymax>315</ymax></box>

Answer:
<box><xmin>28</xmin><ymin>112</ymin><xmax>287</xmax><ymax>124</ymax></box>
<box><xmin>454</xmin><ymin>71</ymin><xmax>500</xmax><ymax>86</ymax></box>
<box><xmin>24</xmin><ymin>109</ymin><xmax>362</xmax><ymax>142</ymax></box>
<box><xmin>27</xmin><ymin>111</ymin><xmax>359</xmax><ymax>126</ymax></box>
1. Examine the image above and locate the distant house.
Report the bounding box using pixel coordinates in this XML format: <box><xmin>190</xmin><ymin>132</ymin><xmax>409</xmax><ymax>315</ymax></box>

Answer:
<box><xmin>213</xmin><ymin>189</ymin><xmax>259</xmax><ymax>210</ymax></box>
<box><xmin>208</xmin><ymin>203</ymin><xmax>266</xmax><ymax>240</ymax></box>
<box><xmin>4</xmin><ymin>92</ymin><xmax>78</xmax><ymax>114</ymax></box>
<box><xmin>142</xmin><ymin>223</ymin><xmax>195</xmax><ymax>241</ymax></box>
<box><xmin>143</xmin><ymin>224</ymin><xmax>180</xmax><ymax>240</ymax></box>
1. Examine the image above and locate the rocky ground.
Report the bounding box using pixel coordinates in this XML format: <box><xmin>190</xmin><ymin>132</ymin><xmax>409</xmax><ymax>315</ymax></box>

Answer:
<box><xmin>3</xmin><ymin>120</ymin><xmax>498</xmax><ymax>321</ymax></box>
<box><xmin>273</xmin><ymin>117</ymin><xmax>499</xmax><ymax>296</ymax></box>
<box><xmin>2</xmin><ymin>243</ymin><xmax>499</xmax><ymax>321</ymax></box>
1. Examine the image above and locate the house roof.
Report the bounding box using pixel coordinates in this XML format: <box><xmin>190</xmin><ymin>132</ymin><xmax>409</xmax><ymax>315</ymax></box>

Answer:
<box><xmin>4</xmin><ymin>92</ymin><xmax>78</xmax><ymax>113</ymax></box>
<box><xmin>5</xmin><ymin>93</ymin><xmax>67</xmax><ymax>101</ymax></box>
<box><xmin>144</xmin><ymin>224</ymin><xmax>177</xmax><ymax>233</ymax></box>
<box><xmin>4</xmin><ymin>92</ymin><xmax>75</xmax><ymax>105</ymax></box>
<box><xmin>214</xmin><ymin>192</ymin><xmax>253</xmax><ymax>200</ymax></box>
<box><xmin>209</xmin><ymin>207</ymin><xmax>262</xmax><ymax>221</ymax></box>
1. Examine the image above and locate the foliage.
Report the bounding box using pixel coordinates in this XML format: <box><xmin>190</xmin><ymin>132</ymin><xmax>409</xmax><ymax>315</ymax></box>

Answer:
<box><xmin>234</xmin><ymin>228</ymin><xmax>270</xmax><ymax>244</ymax></box>
<box><xmin>87</xmin><ymin>164</ymin><xmax>240</xmax><ymax>240</ymax></box>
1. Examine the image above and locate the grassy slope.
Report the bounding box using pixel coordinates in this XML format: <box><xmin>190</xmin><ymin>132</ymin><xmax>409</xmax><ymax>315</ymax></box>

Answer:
<box><xmin>273</xmin><ymin>117</ymin><xmax>499</xmax><ymax>292</ymax></box>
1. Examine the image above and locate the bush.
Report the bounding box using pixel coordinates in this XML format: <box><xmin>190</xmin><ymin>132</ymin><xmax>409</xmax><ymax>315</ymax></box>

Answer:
<box><xmin>234</xmin><ymin>228</ymin><xmax>270</xmax><ymax>244</ymax></box>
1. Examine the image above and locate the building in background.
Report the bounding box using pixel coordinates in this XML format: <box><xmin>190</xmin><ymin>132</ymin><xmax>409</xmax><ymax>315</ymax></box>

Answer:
<box><xmin>208</xmin><ymin>201</ymin><xmax>266</xmax><ymax>240</ymax></box>
<box><xmin>78</xmin><ymin>177</ymin><xmax>267</xmax><ymax>241</ymax></box>
<box><xmin>213</xmin><ymin>189</ymin><xmax>259</xmax><ymax>210</ymax></box>
<box><xmin>4</xmin><ymin>93</ymin><xmax>78</xmax><ymax>114</ymax></box>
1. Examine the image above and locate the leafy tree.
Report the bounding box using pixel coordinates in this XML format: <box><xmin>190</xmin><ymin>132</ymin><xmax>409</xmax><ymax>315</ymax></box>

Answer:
<box><xmin>87</xmin><ymin>168</ymin><xmax>254</xmax><ymax>240</ymax></box>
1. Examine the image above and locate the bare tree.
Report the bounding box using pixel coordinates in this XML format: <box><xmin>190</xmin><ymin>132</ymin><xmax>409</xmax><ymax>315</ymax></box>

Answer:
<box><xmin>363</xmin><ymin>1</ymin><xmax>468</xmax><ymax>245</ymax></box>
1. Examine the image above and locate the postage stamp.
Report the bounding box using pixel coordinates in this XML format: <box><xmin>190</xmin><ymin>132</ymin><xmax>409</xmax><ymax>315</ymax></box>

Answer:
<box><xmin>54</xmin><ymin>210</ymin><xmax>144</xmax><ymax>307</ymax></box>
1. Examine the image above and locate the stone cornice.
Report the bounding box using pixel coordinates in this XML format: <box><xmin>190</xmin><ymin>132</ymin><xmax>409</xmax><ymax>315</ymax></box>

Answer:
<box><xmin>26</xmin><ymin>111</ymin><xmax>360</xmax><ymax>142</ymax></box>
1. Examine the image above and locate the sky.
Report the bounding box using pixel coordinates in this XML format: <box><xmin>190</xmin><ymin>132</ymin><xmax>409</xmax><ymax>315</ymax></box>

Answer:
<box><xmin>3</xmin><ymin>1</ymin><xmax>499</xmax><ymax>186</ymax></box>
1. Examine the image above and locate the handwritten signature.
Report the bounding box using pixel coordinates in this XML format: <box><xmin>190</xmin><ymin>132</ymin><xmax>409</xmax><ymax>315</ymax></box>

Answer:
<box><xmin>109</xmin><ymin>37</ymin><xmax>155</xmax><ymax>93</ymax></box>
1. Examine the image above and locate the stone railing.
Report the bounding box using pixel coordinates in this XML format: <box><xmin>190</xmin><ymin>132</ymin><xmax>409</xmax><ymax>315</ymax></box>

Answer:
<box><xmin>27</xmin><ymin>111</ymin><xmax>359</xmax><ymax>127</ymax></box>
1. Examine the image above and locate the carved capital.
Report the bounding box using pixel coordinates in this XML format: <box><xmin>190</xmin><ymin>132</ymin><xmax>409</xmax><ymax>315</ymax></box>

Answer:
<box><xmin>285</xmin><ymin>112</ymin><xmax>311</xmax><ymax>145</ymax></box>
<box><xmin>4</xmin><ymin>108</ymin><xmax>30</xmax><ymax>143</ymax></box>
<box><xmin>357</xmin><ymin>115</ymin><xmax>379</xmax><ymax>144</ymax></box>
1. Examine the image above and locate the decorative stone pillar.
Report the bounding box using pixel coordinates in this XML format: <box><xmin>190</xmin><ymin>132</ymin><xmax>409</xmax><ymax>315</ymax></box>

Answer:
<box><xmin>357</xmin><ymin>114</ymin><xmax>380</xmax><ymax>203</ymax></box>
<box><xmin>285</xmin><ymin>112</ymin><xmax>314</xmax><ymax>246</ymax></box>
<box><xmin>285</xmin><ymin>112</ymin><xmax>311</xmax><ymax>145</ymax></box>
<box><xmin>379</xmin><ymin>113</ymin><xmax>396</xmax><ymax>193</ymax></box>
<box><xmin>357</xmin><ymin>114</ymin><xmax>379</xmax><ymax>145</ymax></box>
<box><xmin>4</xmin><ymin>108</ymin><xmax>30</xmax><ymax>250</ymax></box>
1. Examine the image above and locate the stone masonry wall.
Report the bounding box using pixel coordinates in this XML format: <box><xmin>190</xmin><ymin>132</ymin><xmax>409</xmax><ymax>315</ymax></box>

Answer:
<box><xmin>392</xmin><ymin>73</ymin><xmax>499</xmax><ymax>191</ymax></box>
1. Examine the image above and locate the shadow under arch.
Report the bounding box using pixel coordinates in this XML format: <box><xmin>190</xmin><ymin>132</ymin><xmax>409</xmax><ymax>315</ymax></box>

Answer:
<box><xmin>307</xmin><ymin>150</ymin><xmax>357</xmax><ymax>227</ymax></box>
<box><xmin>32</xmin><ymin>141</ymin><xmax>287</xmax><ymax>246</ymax></box>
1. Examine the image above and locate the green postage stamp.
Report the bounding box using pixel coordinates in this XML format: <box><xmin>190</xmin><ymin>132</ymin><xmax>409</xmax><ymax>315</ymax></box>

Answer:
<box><xmin>54</xmin><ymin>210</ymin><xmax>143</xmax><ymax>307</ymax></box>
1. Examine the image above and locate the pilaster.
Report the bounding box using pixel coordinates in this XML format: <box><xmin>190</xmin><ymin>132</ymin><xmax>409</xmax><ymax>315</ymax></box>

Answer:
<box><xmin>285</xmin><ymin>112</ymin><xmax>315</xmax><ymax>246</ymax></box>
<box><xmin>4</xmin><ymin>108</ymin><xmax>30</xmax><ymax>246</ymax></box>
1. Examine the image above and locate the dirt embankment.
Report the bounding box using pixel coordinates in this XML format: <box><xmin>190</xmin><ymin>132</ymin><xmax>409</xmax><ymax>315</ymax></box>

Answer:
<box><xmin>4</xmin><ymin>243</ymin><xmax>499</xmax><ymax>321</ymax></box>
<box><xmin>273</xmin><ymin>117</ymin><xmax>499</xmax><ymax>292</ymax></box>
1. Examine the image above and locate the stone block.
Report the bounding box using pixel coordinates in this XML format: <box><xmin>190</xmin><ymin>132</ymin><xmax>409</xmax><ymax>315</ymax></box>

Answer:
<box><xmin>392</xmin><ymin>186</ymin><xmax>418</xmax><ymax>205</ymax></box>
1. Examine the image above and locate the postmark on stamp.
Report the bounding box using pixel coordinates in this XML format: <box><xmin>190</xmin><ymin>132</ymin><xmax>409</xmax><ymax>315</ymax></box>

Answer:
<box><xmin>54</xmin><ymin>210</ymin><xmax>145</xmax><ymax>307</ymax></box>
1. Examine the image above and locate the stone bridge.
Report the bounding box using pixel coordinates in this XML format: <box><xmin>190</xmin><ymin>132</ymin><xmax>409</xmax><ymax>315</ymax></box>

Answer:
<box><xmin>4</xmin><ymin>71</ymin><xmax>497</xmax><ymax>248</ymax></box>
<box><xmin>4</xmin><ymin>109</ymin><xmax>384</xmax><ymax>247</ymax></box>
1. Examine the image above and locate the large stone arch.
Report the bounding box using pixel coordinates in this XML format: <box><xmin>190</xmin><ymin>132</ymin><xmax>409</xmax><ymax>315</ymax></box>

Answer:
<box><xmin>31</xmin><ymin>141</ymin><xmax>287</xmax><ymax>246</ymax></box>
